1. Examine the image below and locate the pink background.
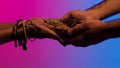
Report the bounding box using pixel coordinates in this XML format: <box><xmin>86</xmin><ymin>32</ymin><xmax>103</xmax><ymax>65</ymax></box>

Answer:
<box><xmin>0</xmin><ymin>0</ymin><xmax>120</xmax><ymax>68</ymax></box>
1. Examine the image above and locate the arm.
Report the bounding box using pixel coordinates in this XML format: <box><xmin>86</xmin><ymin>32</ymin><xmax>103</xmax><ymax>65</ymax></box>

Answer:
<box><xmin>86</xmin><ymin>0</ymin><xmax>120</xmax><ymax>20</ymax></box>
<box><xmin>60</xmin><ymin>0</ymin><xmax>120</xmax><ymax>26</ymax></box>
<box><xmin>0</xmin><ymin>19</ymin><xmax>65</xmax><ymax>46</ymax></box>
<box><xmin>60</xmin><ymin>0</ymin><xmax>120</xmax><ymax>46</ymax></box>
<box><xmin>0</xmin><ymin>23</ymin><xmax>15</xmax><ymax>29</ymax></box>
<box><xmin>68</xmin><ymin>19</ymin><xmax>120</xmax><ymax>47</ymax></box>
<box><xmin>105</xmin><ymin>20</ymin><xmax>120</xmax><ymax>38</ymax></box>
<box><xmin>60</xmin><ymin>0</ymin><xmax>120</xmax><ymax>37</ymax></box>
<box><xmin>0</xmin><ymin>23</ymin><xmax>15</xmax><ymax>44</ymax></box>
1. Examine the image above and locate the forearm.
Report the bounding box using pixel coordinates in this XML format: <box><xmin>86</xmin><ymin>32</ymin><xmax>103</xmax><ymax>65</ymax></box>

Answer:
<box><xmin>0</xmin><ymin>23</ymin><xmax>15</xmax><ymax>29</ymax></box>
<box><xmin>86</xmin><ymin>0</ymin><xmax>120</xmax><ymax>20</ymax></box>
<box><xmin>104</xmin><ymin>20</ymin><xmax>120</xmax><ymax>38</ymax></box>
<box><xmin>0</xmin><ymin>23</ymin><xmax>15</xmax><ymax>44</ymax></box>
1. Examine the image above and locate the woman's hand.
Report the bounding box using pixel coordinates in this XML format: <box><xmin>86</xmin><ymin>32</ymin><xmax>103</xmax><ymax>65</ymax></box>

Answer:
<box><xmin>29</xmin><ymin>18</ymin><xmax>65</xmax><ymax>45</ymax></box>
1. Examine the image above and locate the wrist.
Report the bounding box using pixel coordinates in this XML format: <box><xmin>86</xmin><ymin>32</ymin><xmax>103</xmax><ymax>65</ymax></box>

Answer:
<box><xmin>85</xmin><ymin>10</ymin><xmax>102</xmax><ymax>20</ymax></box>
<box><xmin>103</xmin><ymin>22</ymin><xmax>120</xmax><ymax>38</ymax></box>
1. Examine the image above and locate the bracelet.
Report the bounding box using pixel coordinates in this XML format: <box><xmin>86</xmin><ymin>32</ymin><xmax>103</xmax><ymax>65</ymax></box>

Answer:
<box><xmin>13</xmin><ymin>20</ymin><xmax>37</xmax><ymax>50</ymax></box>
<box><xmin>13</xmin><ymin>18</ymin><xmax>69</xmax><ymax>50</ymax></box>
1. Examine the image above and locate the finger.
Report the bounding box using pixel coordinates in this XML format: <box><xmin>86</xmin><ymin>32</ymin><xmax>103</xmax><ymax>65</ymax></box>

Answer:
<box><xmin>69</xmin><ymin>35</ymin><xmax>90</xmax><ymax>47</ymax></box>
<box><xmin>37</xmin><ymin>25</ymin><xmax>65</xmax><ymax>45</ymax></box>
<box><xmin>43</xmin><ymin>23</ymin><xmax>54</xmax><ymax>29</ymax></box>
<box><xmin>68</xmin><ymin>23</ymin><xmax>89</xmax><ymax>36</ymax></box>
<box><xmin>29</xmin><ymin>18</ymin><xmax>66</xmax><ymax>46</ymax></box>
<box><xmin>68</xmin><ymin>35</ymin><xmax>83</xmax><ymax>47</ymax></box>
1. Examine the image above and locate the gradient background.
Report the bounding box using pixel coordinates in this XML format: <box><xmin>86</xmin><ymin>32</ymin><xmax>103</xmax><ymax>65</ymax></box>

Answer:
<box><xmin>0</xmin><ymin>0</ymin><xmax>120</xmax><ymax>68</ymax></box>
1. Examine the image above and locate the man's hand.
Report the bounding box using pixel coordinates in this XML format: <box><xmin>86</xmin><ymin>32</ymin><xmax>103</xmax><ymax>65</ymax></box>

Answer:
<box><xmin>59</xmin><ymin>10</ymin><xmax>106</xmax><ymax>47</ymax></box>
<box><xmin>60</xmin><ymin>10</ymin><xmax>95</xmax><ymax>23</ymax></box>
<box><xmin>60</xmin><ymin>10</ymin><xmax>108</xmax><ymax>47</ymax></box>
<box><xmin>67</xmin><ymin>20</ymin><xmax>110</xmax><ymax>47</ymax></box>
<box><xmin>60</xmin><ymin>10</ymin><xmax>98</xmax><ymax>35</ymax></box>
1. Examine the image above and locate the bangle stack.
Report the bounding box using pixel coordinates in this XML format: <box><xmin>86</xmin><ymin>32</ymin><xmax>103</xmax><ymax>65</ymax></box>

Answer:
<box><xmin>12</xmin><ymin>20</ymin><xmax>37</xmax><ymax>50</ymax></box>
<box><xmin>12</xmin><ymin>18</ymin><xmax>69</xmax><ymax>50</ymax></box>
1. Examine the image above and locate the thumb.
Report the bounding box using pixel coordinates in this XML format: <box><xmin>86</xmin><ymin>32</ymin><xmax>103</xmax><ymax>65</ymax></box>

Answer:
<box><xmin>59</xmin><ymin>12</ymin><xmax>71</xmax><ymax>22</ymax></box>
<box><xmin>37</xmin><ymin>25</ymin><xmax>65</xmax><ymax>44</ymax></box>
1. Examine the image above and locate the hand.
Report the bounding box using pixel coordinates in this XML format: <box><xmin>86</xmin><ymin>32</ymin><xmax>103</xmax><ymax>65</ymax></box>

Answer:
<box><xmin>60</xmin><ymin>10</ymin><xmax>98</xmax><ymax>35</ymax></box>
<box><xmin>60</xmin><ymin>10</ymin><xmax>91</xmax><ymax>21</ymax></box>
<box><xmin>59</xmin><ymin>10</ymin><xmax>108</xmax><ymax>47</ymax></box>
<box><xmin>29</xmin><ymin>18</ymin><xmax>65</xmax><ymax>44</ymax></box>
<box><xmin>67</xmin><ymin>20</ymin><xmax>110</xmax><ymax>47</ymax></box>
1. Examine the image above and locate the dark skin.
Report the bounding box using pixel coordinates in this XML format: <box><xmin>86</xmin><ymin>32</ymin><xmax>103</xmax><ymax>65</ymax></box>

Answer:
<box><xmin>1</xmin><ymin>0</ymin><xmax>120</xmax><ymax>47</ymax></box>
<box><xmin>1</xmin><ymin>17</ymin><xmax>120</xmax><ymax>47</ymax></box>
<box><xmin>65</xmin><ymin>20</ymin><xmax>116</xmax><ymax>47</ymax></box>
<box><xmin>0</xmin><ymin>18</ymin><xmax>64</xmax><ymax>45</ymax></box>
<box><xmin>60</xmin><ymin>0</ymin><xmax>120</xmax><ymax>47</ymax></box>
<box><xmin>60</xmin><ymin>10</ymin><xmax>108</xmax><ymax>46</ymax></box>
<box><xmin>60</xmin><ymin>19</ymin><xmax>108</xmax><ymax>46</ymax></box>
<box><xmin>69</xmin><ymin>19</ymin><xmax>120</xmax><ymax>47</ymax></box>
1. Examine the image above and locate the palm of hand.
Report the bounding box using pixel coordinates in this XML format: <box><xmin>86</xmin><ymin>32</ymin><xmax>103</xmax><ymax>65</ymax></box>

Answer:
<box><xmin>29</xmin><ymin>18</ymin><xmax>66</xmax><ymax>45</ymax></box>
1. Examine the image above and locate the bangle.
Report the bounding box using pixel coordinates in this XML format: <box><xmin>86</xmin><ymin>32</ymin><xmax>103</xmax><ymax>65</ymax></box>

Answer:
<box><xmin>12</xmin><ymin>20</ymin><xmax>37</xmax><ymax>50</ymax></box>
<box><xmin>13</xmin><ymin>20</ymin><xmax>27</xmax><ymax>50</ymax></box>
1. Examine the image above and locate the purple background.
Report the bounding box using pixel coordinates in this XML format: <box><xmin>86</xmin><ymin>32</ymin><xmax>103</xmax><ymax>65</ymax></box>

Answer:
<box><xmin>0</xmin><ymin>0</ymin><xmax>120</xmax><ymax>68</ymax></box>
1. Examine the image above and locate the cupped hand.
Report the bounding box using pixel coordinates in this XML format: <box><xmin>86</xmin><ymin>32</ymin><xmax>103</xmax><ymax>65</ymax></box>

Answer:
<box><xmin>60</xmin><ymin>10</ymin><xmax>99</xmax><ymax>35</ymax></box>
<box><xmin>59</xmin><ymin>10</ymin><xmax>109</xmax><ymax>47</ymax></box>
<box><xmin>29</xmin><ymin>18</ymin><xmax>65</xmax><ymax>45</ymax></box>
<box><xmin>67</xmin><ymin>20</ymin><xmax>110</xmax><ymax>47</ymax></box>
